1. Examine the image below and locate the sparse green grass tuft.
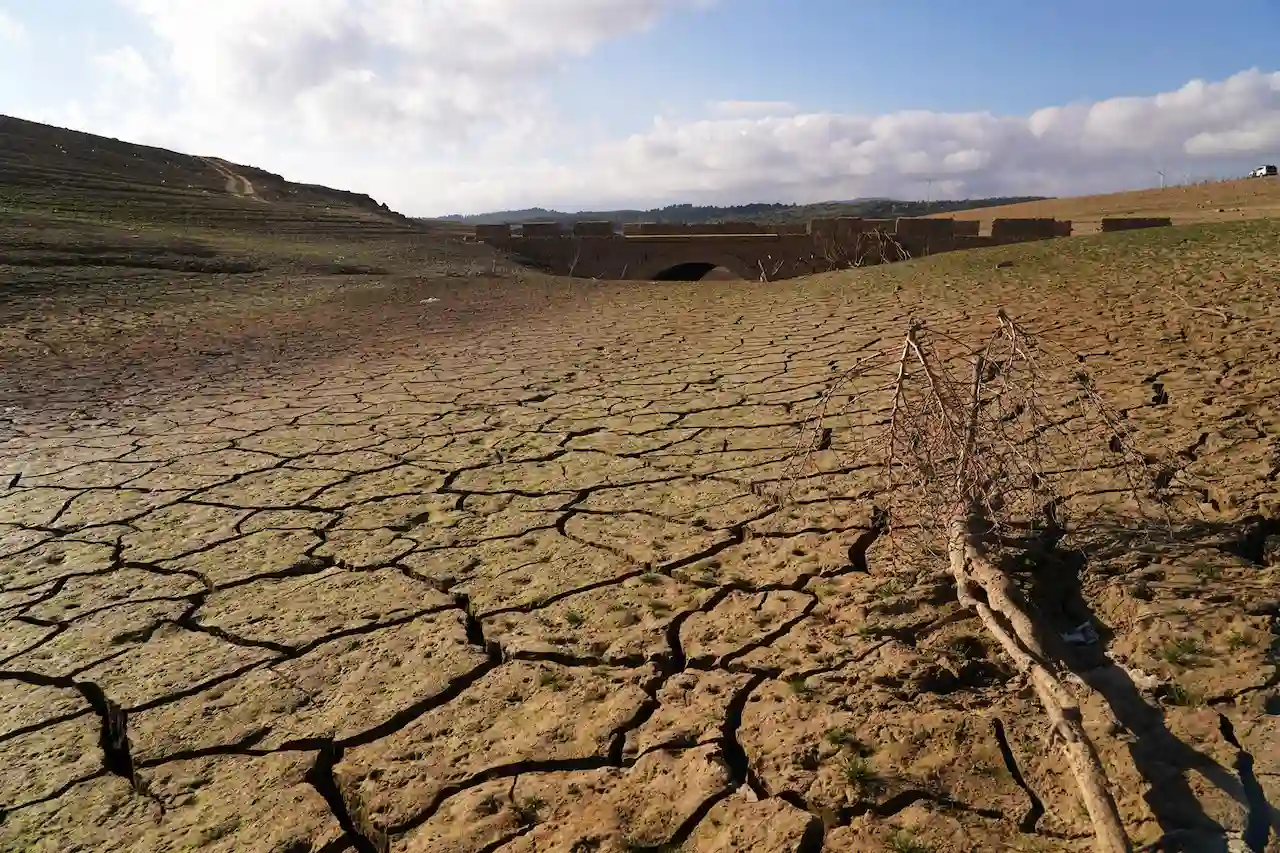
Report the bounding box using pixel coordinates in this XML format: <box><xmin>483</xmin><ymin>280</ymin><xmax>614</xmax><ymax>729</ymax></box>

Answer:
<box><xmin>564</xmin><ymin>609</ymin><xmax>586</xmax><ymax>628</ymax></box>
<box><xmin>786</xmin><ymin>676</ymin><xmax>812</xmax><ymax>697</ymax></box>
<box><xmin>1160</xmin><ymin>637</ymin><xmax>1203</xmax><ymax>667</ymax></box>
<box><xmin>1225</xmin><ymin>630</ymin><xmax>1252</xmax><ymax>651</ymax></box>
<box><xmin>1164</xmin><ymin>682</ymin><xmax>1203</xmax><ymax>707</ymax></box>
<box><xmin>825</xmin><ymin>726</ymin><xmax>857</xmax><ymax>749</ymax></box>
<box><xmin>873</xmin><ymin>578</ymin><xmax>904</xmax><ymax>599</ymax></box>
<box><xmin>842</xmin><ymin>755</ymin><xmax>879</xmax><ymax>793</ymax></box>
<box><xmin>513</xmin><ymin>796</ymin><xmax>546</xmax><ymax>826</ymax></box>
<box><xmin>887</xmin><ymin>830</ymin><xmax>931</xmax><ymax>853</ymax></box>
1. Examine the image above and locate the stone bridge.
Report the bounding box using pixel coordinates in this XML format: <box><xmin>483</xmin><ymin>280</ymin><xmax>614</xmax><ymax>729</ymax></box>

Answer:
<box><xmin>470</xmin><ymin>215</ymin><xmax>1169</xmax><ymax>281</ymax></box>
<box><xmin>488</xmin><ymin>231</ymin><xmax>831</xmax><ymax>281</ymax></box>
<box><xmin>474</xmin><ymin>219</ymin><xmax>911</xmax><ymax>281</ymax></box>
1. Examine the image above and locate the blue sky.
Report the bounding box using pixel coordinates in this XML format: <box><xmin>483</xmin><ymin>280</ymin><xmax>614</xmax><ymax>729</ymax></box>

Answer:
<box><xmin>560</xmin><ymin>0</ymin><xmax>1280</xmax><ymax>121</ymax></box>
<box><xmin>1</xmin><ymin>1</ymin><xmax>1278</xmax><ymax>215</ymax></box>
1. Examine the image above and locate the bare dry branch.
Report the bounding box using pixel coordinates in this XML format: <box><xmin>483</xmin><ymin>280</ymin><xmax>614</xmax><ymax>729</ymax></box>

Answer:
<box><xmin>1158</xmin><ymin>285</ymin><xmax>1231</xmax><ymax>325</ymax></box>
<box><xmin>779</xmin><ymin>309</ymin><xmax>1195</xmax><ymax>853</ymax></box>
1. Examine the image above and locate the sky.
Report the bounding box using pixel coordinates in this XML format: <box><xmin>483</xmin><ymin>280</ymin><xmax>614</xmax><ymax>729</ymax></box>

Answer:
<box><xmin>1</xmin><ymin>1</ymin><xmax>1278</xmax><ymax>217</ymax></box>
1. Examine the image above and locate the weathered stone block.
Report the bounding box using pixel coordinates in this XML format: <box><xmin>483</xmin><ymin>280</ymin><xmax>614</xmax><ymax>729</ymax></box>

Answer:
<box><xmin>991</xmin><ymin>218</ymin><xmax>1058</xmax><ymax>241</ymax></box>
<box><xmin>572</xmin><ymin>221</ymin><xmax>617</xmax><ymax>237</ymax></box>
<box><xmin>1099</xmin><ymin>217</ymin><xmax>1172</xmax><ymax>232</ymax></box>
<box><xmin>520</xmin><ymin>221</ymin><xmax>564</xmax><ymax>238</ymax></box>
<box><xmin>474</xmin><ymin>223</ymin><xmax>511</xmax><ymax>244</ymax></box>
<box><xmin>894</xmin><ymin>217</ymin><xmax>956</xmax><ymax>238</ymax></box>
<box><xmin>638</xmin><ymin>222</ymin><xmax>688</xmax><ymax>235</ymax></box>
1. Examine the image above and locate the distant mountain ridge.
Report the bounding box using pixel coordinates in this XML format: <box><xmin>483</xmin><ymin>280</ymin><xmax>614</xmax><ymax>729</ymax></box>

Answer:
<box><xmin>431</xmin><ymin>196</ymin><xmax>1051</xmax><ymax>227</ymax></box>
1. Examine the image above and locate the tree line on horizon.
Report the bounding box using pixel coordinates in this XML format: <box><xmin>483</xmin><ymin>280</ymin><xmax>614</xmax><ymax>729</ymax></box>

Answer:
<box><xmin>428</xmin><ymin>196</ymin><xmax>1050</xmax><ymax>227</ymax></box>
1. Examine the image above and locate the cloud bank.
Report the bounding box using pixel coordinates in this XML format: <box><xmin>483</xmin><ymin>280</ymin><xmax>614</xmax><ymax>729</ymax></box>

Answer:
<box><xmin>578</xmin><ymin>69</ymin><xmax>1280</xmax><ymax>208</ymax></box>
<box><xmin>9</xmin><ymin>1</ymin><xmax>1280</xmax><ymax>215</ymax></box>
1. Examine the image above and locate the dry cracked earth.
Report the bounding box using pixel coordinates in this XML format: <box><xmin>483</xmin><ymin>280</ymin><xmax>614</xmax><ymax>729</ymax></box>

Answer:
<box><xmin>2</xmin><ymin>223</ymin><xmax>1279</xmax><ymax>853</ymax></box>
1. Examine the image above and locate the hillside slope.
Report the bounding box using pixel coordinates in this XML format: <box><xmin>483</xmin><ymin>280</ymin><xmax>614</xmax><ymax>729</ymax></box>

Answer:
<box><xmin>927</xmin><ymin>176</ymin><xmax>1280</xmax><ymax>232</ymax></box>
<box><xmin>0</xmin><ymin>114</ymin><xmax>422</xmax><ymax>236</ymax></box>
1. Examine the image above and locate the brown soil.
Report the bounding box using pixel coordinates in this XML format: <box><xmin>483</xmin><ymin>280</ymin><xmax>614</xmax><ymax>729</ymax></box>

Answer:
<box><xmin>931</xmin><ymin>176</ymin><xmax>1280</xmax><ymax>234</ymax></box>
<box><xmin>1</xmin><ymin>119</ymin><xmax>1278</xmax><ymax>853</ymax></box>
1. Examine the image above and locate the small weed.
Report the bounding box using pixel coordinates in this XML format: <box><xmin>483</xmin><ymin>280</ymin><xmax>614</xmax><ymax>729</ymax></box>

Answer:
<box><xmin>786</xmin><ymin>676</ymin><xmax>812</xmax><ymax>697</ymax></box>
<box><xmin>647</xmin><ymin>600</ymin><xmax>672</xmax><ymax>615</ymax></box>
<box><xmin>842</xmin><ymin>755</ymin><xmax>879</xmax><ymax>793</ymax></box>
<box><xmin>1164</xmin><ymin>682</ymin><xmax>1203</xmax><ymax>707</ymax></box>
<box><xmin>874</xmin><ymin>579</ymin><xmax>904</xmax><ymax>599</ymax></box>
<box><xmin>513</xmin><ymin>796</ymin><xmax>546</xmax><ymax>826</ymax></box>
<box><xmin>639</xmin><ymin>571</ymin><xmax>662</xmax><ymax>585</ymax></box>
<box><xmin>1225</xmin><ymin>630</ymin><xmax>1252</xmax><ymax>651</ymax></box>
<box><xmin>824</xmin><ymin>726</ymin><xmax>859</xmax><ymax>750</ymax></box>
<box><xmin>887</xmin><ymin>830</ymin><xmax>931</xmax><ymax>853</ymax></box>
<box><xmin>1160</xmin><ymin>637</ymin><xmax>1203</xmax><ymax>667</ymax></box>
<box><xmin>564</xmin><ymin>609</ymin><xmax>586</xmax><ymax>628</ymax></box>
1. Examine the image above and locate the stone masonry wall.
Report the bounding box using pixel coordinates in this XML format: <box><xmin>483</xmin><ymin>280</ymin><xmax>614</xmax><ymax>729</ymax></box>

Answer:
<box><xmin>572</xmin><ymin>221</ymin><xmax>616</xmax><ymax>237</ymax></box>
<box><xmin>1100</xmin><ymin>217</ymin><xmax>1173</xmax><ymax>232</ymax></box>
<box><xmin>520</xmin><ymin>222</ymin><xmax>564</xmax><ymax>238</ymax></box>
<box><xmin>991</xmin><ymin>218</ymin><xmax>1059</xmax><ymax>242</ymax></box>
<box><xmin>472</xmin><ymin>209</ymin><xmax>1160</xmax><ymax>281</ymax></box>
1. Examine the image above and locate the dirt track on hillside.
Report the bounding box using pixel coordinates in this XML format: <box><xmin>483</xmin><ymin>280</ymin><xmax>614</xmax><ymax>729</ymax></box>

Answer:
<box><xmin>2</xmin><ymin>224</ymin><xmax>1279</xmax><ymax>852</ymax></box>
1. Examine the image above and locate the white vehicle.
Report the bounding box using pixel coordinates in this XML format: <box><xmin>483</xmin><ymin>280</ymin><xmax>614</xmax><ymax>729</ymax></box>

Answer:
<box><xmin>1250</xmin><ymin>164</ymin><xmax>1277</xmax><ymax>177</ymax></box>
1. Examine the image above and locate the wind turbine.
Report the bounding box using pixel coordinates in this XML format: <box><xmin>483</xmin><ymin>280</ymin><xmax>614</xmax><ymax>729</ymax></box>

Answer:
<box><xmin>1156</xmin><ymin>169</ymin><xmax>1166</xmax><ymax>189</ymax></box>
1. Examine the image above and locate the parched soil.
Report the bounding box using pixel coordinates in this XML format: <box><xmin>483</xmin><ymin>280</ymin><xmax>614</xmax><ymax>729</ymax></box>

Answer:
<box><xmin>2</xmin><ymin>209</ymin><xmax>1278</xmax><ymax>853</ymax></box>
<box><xmin>930</xmin><ymin>175</ymin><xmax>1280</xmax><ymax>235</ymax></box>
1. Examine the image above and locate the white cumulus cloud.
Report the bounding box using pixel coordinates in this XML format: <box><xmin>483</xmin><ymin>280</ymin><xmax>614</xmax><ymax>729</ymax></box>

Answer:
<box><xmin>544</xmin><ymin>68</ymin><xmax>1280</xmax><ymax>211</ymax></box>
<box><xmin>113</xmin><ymin>0</ymin><xmax>704</xmax><ymax>148</ymax></box>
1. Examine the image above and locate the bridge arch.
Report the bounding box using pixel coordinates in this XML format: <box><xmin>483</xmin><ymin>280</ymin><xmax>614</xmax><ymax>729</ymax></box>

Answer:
<box><xmin>632</xmin><ymin>253</ymin><xmax>755</xmax><ymax>282</ymax></box>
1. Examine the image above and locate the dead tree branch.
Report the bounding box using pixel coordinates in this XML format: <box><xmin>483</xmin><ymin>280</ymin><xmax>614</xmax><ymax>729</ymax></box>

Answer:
<box><xmin>782</xmin><ymin>310</ymin><xmax>1191</xmax><ymax>853</ymax></box>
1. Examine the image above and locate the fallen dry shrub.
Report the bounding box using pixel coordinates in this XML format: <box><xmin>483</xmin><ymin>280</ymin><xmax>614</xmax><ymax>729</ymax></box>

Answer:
<box><xmin>785</xmin><ymin>310</ymin><xmax>1183</xmax><ymax>853</ymax></box>
<box><xmin>817</xmin><ymin>227</ymin><xmax>912</xmax><ymax>270</ymax></box>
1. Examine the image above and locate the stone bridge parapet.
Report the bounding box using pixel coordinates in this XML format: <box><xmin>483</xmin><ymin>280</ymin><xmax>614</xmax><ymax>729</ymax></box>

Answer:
<box><xmin>475</xmin><ymin>215</ymin><xmax>1084</xmax><ymax>280</ymax></box>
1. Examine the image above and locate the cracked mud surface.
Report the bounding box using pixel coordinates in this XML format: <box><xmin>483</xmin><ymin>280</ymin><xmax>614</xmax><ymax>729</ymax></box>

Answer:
<box><xmin>3</xmin><ymin>219</ymin><xmax>1279</xmax><ymax>852</ymax></box>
